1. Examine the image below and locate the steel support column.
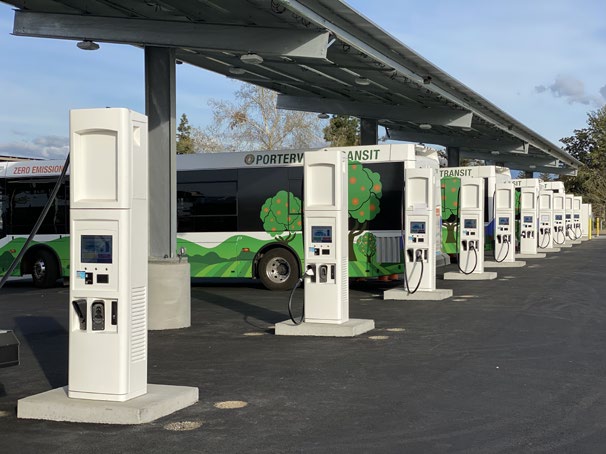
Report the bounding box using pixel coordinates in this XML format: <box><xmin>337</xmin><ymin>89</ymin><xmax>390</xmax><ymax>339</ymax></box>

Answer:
<box><xmin>360</xmin><ymin>118</ymin><xmax>378</xmax><ymax>145</ymax></box>
<box><xmin>145</xmin><ymin>46</ymin><xmax>176</xmax><ymax>259</ymax></box>
<box><xmin>447</xmin><ymin>146</ymin><xmax>460</xmax><ymax>167</ymax></box>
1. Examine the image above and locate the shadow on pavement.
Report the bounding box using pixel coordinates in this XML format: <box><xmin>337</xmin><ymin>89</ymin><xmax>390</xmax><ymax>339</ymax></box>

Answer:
<box><xmin>14</xmin><ymin>316</ymin><xmax>68</xmax><ymax>389</ymax></box>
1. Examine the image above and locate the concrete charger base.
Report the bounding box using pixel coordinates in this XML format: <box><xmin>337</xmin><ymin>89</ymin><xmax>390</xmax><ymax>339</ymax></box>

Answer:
<box><xmin>541</xmin><ymin>247</ymin><xmax>561</xmax><ymax>253</ymax></box>
<box><xmin>443</xmin><ymin>271</ymin><xmax>498</xmax><ymax>281</ymax></box>
<box><xmin>275</xmin><ymin>319</ymin><xmax>375</xmax><ymax>337</ymax></box>
<box><xmin>148</xmin><ymin>258</ymin><xmax>191</xmax><ymax>330</ymax></box>
<box><xmin>517</xmin><ymin>253</ymin><xmax>547</xmax><ymax>259</ymax></box>
<box><xmin>18</xmin><ymin>384</ymin><xmax>199</xmax><ymax>425</ymax></box>
<box><xmin>383</xmin><ymin>288</ymin><xmax>453</xmax><ymax>301</ymax></box>
<box><xmin>484</xmin><ymin>260</ymin><xmax>526</xmax><ymax>268</ymax></box>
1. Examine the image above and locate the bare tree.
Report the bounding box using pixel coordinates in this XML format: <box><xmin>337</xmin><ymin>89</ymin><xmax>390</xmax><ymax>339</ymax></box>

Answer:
<box><xmin>193</xmin><ymin>83</ymin><xmax>325</xmax><ymax>152</ymax></box>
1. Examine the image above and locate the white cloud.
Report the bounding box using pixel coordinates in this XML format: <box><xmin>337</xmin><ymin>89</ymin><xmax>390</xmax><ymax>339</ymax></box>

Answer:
<box><xmin>535</xmin><ymin>75</ymin><xmax>603</xmax><ymax>107</ymax></box>
<box><xmin>0</xmin><ymin>135</ymin><xmax>68</xmax><ymax>160</ymax></box>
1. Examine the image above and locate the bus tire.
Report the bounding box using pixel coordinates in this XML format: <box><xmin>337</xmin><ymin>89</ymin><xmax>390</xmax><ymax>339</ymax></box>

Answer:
<box><xmin>258</xmin><ymin>248</ymin><xmax>299</xmax><ymax>291</ymax></box>
<box><xmin>31</xmin><ymin>249</ymin><xmax>59</xmax><ymax>289</ymax></box>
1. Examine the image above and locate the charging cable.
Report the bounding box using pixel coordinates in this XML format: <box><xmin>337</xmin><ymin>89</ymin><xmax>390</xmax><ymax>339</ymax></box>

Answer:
<box><xmin>287</xmin><ymin>267</ymin><xmax>314</xmax><ymax>325</ymax></box>
<box><xmin>538</xmin><ymin>228</ymin><xmax>551</xmax><ymax>249</ymax></box>
<box><xmin>458</xmin><ymin>241</ymin><xmax>478</xmax><ymax>275</ymax></box>
<box><xmin>554</xmin><ymin>226</ymin><xmax>565</xmax><ymax>245</ymax></box>
<box><xmin>494</xmin><ymin>235</ymin><xmax>510</xmax><ymax>263</ymax></box>
<box><xmin>573</xmin><ymin>223</ymin><xmax>582</xmax><ymax>240</ymax></box>
<box><xmin>406</xmin><ymin>249</ymin><xmax>424</xmax><ymax>294</ymax></box>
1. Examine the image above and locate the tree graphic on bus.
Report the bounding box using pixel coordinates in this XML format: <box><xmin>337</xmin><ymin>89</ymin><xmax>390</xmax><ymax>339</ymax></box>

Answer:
<box><xmin>348</xmin><ymin>162</ymin><xmax>382</xmax><ymax>261</ymax></box>
<box><xmin>259</xmin><ymin>190</ymin><xmax>302</xmax><ymax>243</ymax></box>
<box><xmin>356</xmin><ymin>232</ymin><xmax>377</xmax><ymax>262</ymax></box>
<box><xmin>441</xmin><ymin>177</ymin><xmax>460</xmax><ymax>254</ymax></box>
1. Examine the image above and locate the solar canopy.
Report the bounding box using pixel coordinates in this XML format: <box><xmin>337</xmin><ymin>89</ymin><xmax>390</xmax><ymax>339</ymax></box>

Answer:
<box><xmin>4</xmin><ymin>0</ymin><xmax>580</xmax><ymax>174</ymax></box>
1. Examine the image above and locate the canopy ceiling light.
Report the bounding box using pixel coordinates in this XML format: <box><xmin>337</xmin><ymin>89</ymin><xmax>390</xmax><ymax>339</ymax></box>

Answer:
<box><xmin>240</xmin><ymin>53</ymin><xmax>263</xmax><ymax>65</ymax></box>
<box><xmin>354</xmin><ymin>77</ymin><xmax>370</xmax><ymax>86</ymax></box>
<box><xmin>528</xmin><ymin>165</ymin><xmax>537</xmax><ymax>169</ymax></box>
<box><xmin>228</xmin><ymin>66</ymin><xmax>246</xmax><ymax>75</ymax></box>
<box><xmin>418</xmin><ymin>123</ymin><xmax>432</xmax><ymax>130</ymax></box>
<box><xmin>491</xmin><ymin>151</ymin><xmax>500</xmax><ymax>155</ymax></box>
<box><xmin>317</xmin><ymin>112</ymin><xmax>330</xmax><ymax>119</ymax></box>
<box><xmin>76</xmin><ymin>40</ymin><xmax>99</xmax><ymax>51</ymax></box>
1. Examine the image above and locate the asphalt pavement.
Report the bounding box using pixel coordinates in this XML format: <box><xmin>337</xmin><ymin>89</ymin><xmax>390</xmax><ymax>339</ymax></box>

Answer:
<box><xmin>1</xmin><ymin>238</ymin><xmax>606</xmax><ymax>453</ymax></box>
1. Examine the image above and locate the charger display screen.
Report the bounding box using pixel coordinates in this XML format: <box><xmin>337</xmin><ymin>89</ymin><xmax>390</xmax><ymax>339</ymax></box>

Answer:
<box><xmin>81</xmin><ymin>235</ymin><xmax>113</xmax><ymax>264</ymax></box>
<box><xmin>410</xmin><ymin>221</ymin><xmax>426</xmax><ymax>234</ymax></box>
<box><xmin>311</xmin><ymin>226</ymin><xmax>332</xmax><ymax>243</ymax></box>
<box><xmin>555</xmin><ymin>214</ymin><xmax>563</xmax><ymax>221</ymax></box>
<box><xmin>464</xmin><ymin>219</ymin><xmax>477</xmax><ymax>229</ymax></box>
<box><xmin>523</xmin><ymin>216</ymin><xmax>533</xmax><ymax>223</ymax></box>
<box><xmin>498</xmin><ymin>217</ymin><xmax>509</xmax><ymax>226</ymax></box>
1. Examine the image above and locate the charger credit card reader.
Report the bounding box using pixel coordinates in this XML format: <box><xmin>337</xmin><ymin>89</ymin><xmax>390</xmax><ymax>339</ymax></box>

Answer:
<box><xmin>303</xmin><ymin>150</ymin><xmax>348</xmax><ymax>324</ymax></box>
<box><xmin>68</xmin><ymin>108</ymin><xmax>148</xmax><ymax>401</ymax></box>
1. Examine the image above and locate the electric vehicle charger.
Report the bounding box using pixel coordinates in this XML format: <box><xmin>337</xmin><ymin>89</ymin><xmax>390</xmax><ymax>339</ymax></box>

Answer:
<box><xmin>456</xmin><ymin>183</ymin><xmax>484</xmax><ymax>274</ymax></box>
<box><xmin>400</xmin><ymin>184</ymin><xmax>424</xmax><ymax>295</ymax></box>
<box><xmin>492</xmin><ymin>189</ymin><xmax>509</xmax><ymax>263</ymax></box>
<box><xmin>454</xmin><ymin>187</ymin><xmax>478</xmax><ymax>275</ymax></box>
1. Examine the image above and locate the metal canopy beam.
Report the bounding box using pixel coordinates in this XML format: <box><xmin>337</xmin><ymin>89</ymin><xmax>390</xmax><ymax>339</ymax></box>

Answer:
<box><xmin>461</xmin><ymin>150</ymin><xmax>556</xmax><ymax>167</ymax></box>
<box><xmin>388</xmin><ymin>129</ymin><xmax>528</xmax><ymax>153</ymax></box>
<box><xmin>13</xmin><ymin>10</ymin><xmax>330</xmax><ymax>58</ymax></box>
<box><xmin>276</xmin><ymin>94</ymin><xmax>473</xmax><ymax>128</ymax></box>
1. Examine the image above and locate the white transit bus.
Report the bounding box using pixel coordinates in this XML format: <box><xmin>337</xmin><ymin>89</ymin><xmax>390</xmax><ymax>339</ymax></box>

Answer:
<box><xmin>0</xmin><ymin>144</ymin><xmax>441</xmax><ymax>290</ymax></box>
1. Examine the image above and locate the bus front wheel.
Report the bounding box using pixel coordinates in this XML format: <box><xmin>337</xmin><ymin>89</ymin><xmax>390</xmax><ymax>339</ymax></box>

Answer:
<box><xmin>258</xmin><ymin>248</ymin><xmax>299</xmax><ymax>291</ymax></box>
<box><xmin>31</xmin><ymin>249</ymin><xmax>60</xmax><ymax>289</ymax></box>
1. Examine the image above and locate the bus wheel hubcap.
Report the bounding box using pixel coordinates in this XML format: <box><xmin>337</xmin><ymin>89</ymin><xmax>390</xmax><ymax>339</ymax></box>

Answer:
<box><xmin>33</xmin><ymin>260</ymin><xmax>46</xmax><ymax>280</ymax></box>
<box><xmin>266</xmin><ymin>258</ymin><xmax>289</xmax><ymax>283</ymax></box>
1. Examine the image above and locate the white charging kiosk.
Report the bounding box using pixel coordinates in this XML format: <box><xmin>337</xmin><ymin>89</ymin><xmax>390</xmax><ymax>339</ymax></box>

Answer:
<box><xmin>538</xmin><ymin>189</ymin><xmax>553</xmax><ymax>250</ymax></box>
<box><xmin>485</xmin><ymin>182</ymin><xmax>525</xmax><ymax>268</ymax></box>
<box><xmin>520</xmin><ymin>186</ymin><xmax>540</xmax><ymax>256</ymax></box>
<box><xmin>564</xmin><ymin>194</ymin><xmax>575</xmax><ymax>244</ymax></box>
<box><xmin>444</xmin><ymin>177</ymin><xmax>496</xmax><ymax>281</ymax></box>
<box><xmin>510</xmin><ymin>179</ymin><xmax>544</xmax><ymax>258</ymax></box>
<box><xmin>17</xmin><ymin>108</ymin><xmax>197</xmax><ymax>423</ymax></box>
<box><xmin>384</xmin><ymin>167</ymin><xmax>452</xmax><ymax>300</ymax></box>
<box><xmin>275</xmin><ymin>150</ymin><xmax>374</xmax><ymax>337</ymax></box>
<box><xmin>581</xmin><ymin>203</ymin><xmax>591</xmax><ymax>240</ymax></box>
<box><xmin>552</xmin><ymin>192</ymin><xmax>568</xmax><ymax>247</ymax></box>
<box><xmin>68</xmin><ymin>108</ymin><xmax>148</xmax><ymax>401</ymax></box>
<box><xmin>572</xmin><ymin>196</ymin><xmax>583</xmax><ymax>241</ymax></box>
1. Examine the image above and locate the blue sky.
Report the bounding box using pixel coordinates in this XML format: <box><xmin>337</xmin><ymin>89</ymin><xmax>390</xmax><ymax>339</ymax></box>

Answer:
<box><xmin>1</xmin><ymin>0</ymin><xmax>605</xmax><ymax>159</ymax></box>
